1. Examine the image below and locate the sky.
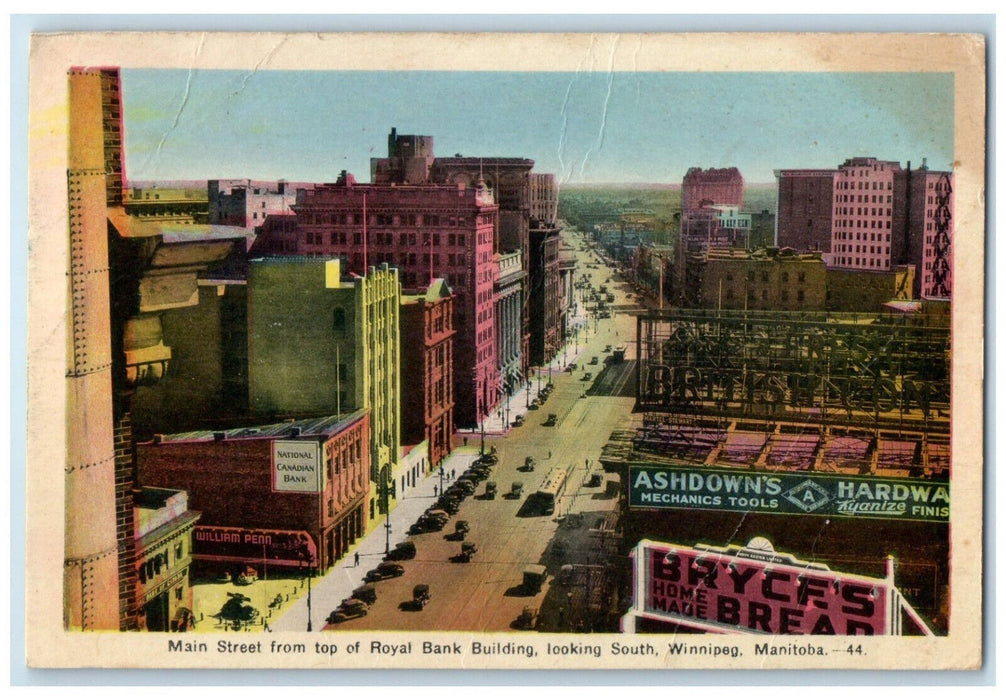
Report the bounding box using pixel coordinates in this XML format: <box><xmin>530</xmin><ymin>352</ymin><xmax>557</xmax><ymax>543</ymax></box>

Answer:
<box><xmin>121</xmin><ymin>69</ymin><xmax>955</xmax><ymax>186</ymax></box>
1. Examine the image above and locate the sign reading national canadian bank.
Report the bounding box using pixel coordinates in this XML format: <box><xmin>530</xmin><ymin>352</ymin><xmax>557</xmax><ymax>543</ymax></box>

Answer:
<box><xmin>628</xmin><ymin>464</ymin><xmax>949</xmax><ymax>523</ymax></box>
<box><xmin>272</xmin><ymin>440</ymin><xmax>322</xmax><ymax>493</ymax></box>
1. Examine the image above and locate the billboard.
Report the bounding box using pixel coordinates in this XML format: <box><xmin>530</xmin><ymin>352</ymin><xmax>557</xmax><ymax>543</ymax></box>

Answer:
<box><xmin>631</xmin><ymin>539</ymin><xmax>894</xmax><ymax>635</ymax></box>
<box><xmin>635</xmin><ymin>310</ymin><xmax>951</xmax><ymax>429</ymax></box>
<box><xmin>272</xmin><ymin>440</ymin><xmax>322</xmax><ymax>493</ymax></box>
<box><xmin>628</xmin><ymin>464</ymin><xmax>949</xmax><ymax>523</ymax></box>
<box><xmin>194</xmin><ymin>526</ymin><xmax>318</xmax><ymax>567</ymax></box>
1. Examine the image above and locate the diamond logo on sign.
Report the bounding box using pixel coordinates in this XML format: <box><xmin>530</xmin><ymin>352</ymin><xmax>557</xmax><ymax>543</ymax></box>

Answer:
<box><xmin>784</xmin><ymin>479</ymin><xmax>830</xmax><ymax>512</ymax></box>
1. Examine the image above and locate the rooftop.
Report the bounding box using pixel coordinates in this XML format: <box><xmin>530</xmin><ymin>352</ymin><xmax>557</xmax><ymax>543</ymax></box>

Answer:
<box><xmin>149</xmin><ymin>409</ymin><xmax>369</xmax><ymax>445</ymax></box>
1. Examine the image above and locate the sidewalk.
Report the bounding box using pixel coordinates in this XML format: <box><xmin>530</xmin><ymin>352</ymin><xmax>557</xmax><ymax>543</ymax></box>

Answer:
<box><xmin>270</xmin><ymin>448</ymin><xmax>482</xmax><ymax>632</ymax></box>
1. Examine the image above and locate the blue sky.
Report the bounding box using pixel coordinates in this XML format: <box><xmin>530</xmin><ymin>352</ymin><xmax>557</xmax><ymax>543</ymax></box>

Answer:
<box><xmin>121</xmin><ymin>69</ymin><xmax>954</xmax><ymax>185</ymax></box>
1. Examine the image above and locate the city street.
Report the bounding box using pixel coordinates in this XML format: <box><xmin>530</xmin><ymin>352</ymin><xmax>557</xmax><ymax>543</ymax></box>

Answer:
<box><xmin>267</xmin><ymin>229</ymin><xmax>642</xmax><ymax>633</ymax></box>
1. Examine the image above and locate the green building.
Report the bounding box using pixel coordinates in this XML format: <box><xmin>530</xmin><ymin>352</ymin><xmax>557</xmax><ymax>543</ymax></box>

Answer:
<box><xmin>247</xmin><ymin>257</ymin><xmax>402</xmax><ymax>533</ymax></box>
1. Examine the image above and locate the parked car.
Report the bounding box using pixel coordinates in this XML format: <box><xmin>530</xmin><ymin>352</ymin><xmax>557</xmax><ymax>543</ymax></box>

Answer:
<box><xmin>327</xmin><ymin>599</ymin><xmax>368</xmax><ymax>624</ymax></box>
<box><xmin>516</xmin><ymin>606</ymin><xmax>538</xmax><ymax>630</ymax></box>
<box><xmin>458</xmin><ymin>542</ymin><xmax>478</xmax><ymax>562</ymax></box>
<box><xmin>454</xmin><ymin>520</ymin><xmax>470</xmax><ymax>536</ymax></box>
<box><xmin>523</xmin><ymin>565</ymin><xmax>547</xmax><ymax>594</ymax></box>
<box><xmin>544</xmin><ymin>413</ymin><xmax>557</xmax><ymax>427</ymax></box>
<box><xmin>511</xmin><ymin>481</ymin><xmax>524</xmax><ymax>498</ymax></box>
<box><xmin>582</xmin><ymin>372</ymin><xmax>593</xmax><ymax>381</ymax></box>
<box><xmin>588</xmin><ymin>471</ymin><xmax>604</xmax><ymax>487</ymax></box>
<box><xmin>589</xmin><ymin>356</ymin><xmax>599</xmax><ymax>365</ymax></box>
<box><xmin>456</xmin><ymin>478</ymin><xmax>477</xmax><ymax>495</ymax></box>
<box><xmin>351</xmin><ymin>584</ymin><xmax>377</xmax><ymax>605</ymax></box>
<box><xmin>485</xmin><ymin>481</ymin><xmax>498</xmax><ymax>499</ymax></box>
<box><xmin>513</xmin><ymin>415</ymin><xmax>525</xmax><ymax>427</ymax></box>
<box><xmin>385</xmin><ymin>539</ymin><xmax>417</xmax><ymax>561</ymax></box>
<box><xmin>365</xmin><ymin>562</ymin><xmax>405</xmax><ymax>582</ymax></box>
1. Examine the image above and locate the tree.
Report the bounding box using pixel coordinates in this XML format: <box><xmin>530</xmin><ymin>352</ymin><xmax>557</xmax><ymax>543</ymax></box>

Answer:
<box><xmin>215</xmin><ymin>592</ymin><xmax>259</xmax><ymax>629</ymax></box>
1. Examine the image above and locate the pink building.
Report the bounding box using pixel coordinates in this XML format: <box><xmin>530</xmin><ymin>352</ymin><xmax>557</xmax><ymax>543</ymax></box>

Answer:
<box><xmin>830</xmin><ymin>158</ymin><xmax>901</xmax><ymax>271</ymax></box>
<box><xmin>263</xmin><ymin>171</ymin><xmax>499</xmax><ymax>427</ymax></box>
<box><xmin>779</xmin><ymin>157</ymin><xmax>953</xmax><ymax>299</ymax></box>
<box><xmin>682</xmin><ymin>167</ymin><xmax>744</xmax><ymax>212</ymax></box>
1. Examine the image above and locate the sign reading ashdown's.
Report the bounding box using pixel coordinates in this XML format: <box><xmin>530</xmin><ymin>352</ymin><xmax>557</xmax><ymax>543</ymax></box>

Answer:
<box><xmin>628</xmin><ymin>464</ymin><xmax>949</xmax><ymax>523</ymax></box>
<box><xmin>625</xmin><ymin>539</ymin><xmax>932</xmax><ymax>636</ymax></box>
<box><xmin>272</xmin><ymin>439</ymin><xmax>321</xmax><ymax>493</ymax></box>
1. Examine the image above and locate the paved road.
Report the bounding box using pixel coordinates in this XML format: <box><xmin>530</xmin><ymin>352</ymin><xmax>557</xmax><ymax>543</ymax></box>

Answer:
<box><xmin>277</xmin><ymin>229</ymin><xmax>642</xmax><ymax>633</ymax></box>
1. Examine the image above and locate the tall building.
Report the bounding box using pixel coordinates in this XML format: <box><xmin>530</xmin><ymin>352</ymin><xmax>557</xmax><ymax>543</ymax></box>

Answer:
<box><xmin>495</xmin><ymin>251</ymin><xmax>526</xmax><ymax>394</ymax></box>
<box><xmin>681</xmin><ymin>167</ymin><xmax>744</xmax><ymax>211</ymax></box>
<box><xmin>776</xmin><ymin>157</ymin><xmax>954</xmax><ymax>299</ymax></box>
<box><xmin>400</xmin><ymin>279</ymin><xmax>456</xmax><ymax>467</ymax></box>
<box><xmin>774</xmin><ymin>169</ymin><xmax>836</xmax><ymax>253</ymax></box>
<box><xmin>247</xmin><ymin>258</ymin><xmax>402</xmax><ymax>530</ymax></box>
<box><xmin>279</xmin><ymin>173</ymin><xmax>499</xmax><ymax>427</ymax></box>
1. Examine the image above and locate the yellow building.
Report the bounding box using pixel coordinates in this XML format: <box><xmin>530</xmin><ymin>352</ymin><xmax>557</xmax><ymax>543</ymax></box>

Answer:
<box><xmin>247</xmin><ymin>258</ymin><xmax>402</xmax><ymax>534</ymax></box>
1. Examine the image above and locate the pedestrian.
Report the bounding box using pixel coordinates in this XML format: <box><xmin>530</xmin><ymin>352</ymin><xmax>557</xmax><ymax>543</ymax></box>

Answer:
<box><xmin>354</xmin><ymin>552</ymin><xmax>360</xmax><ymax>567</ymax></box>
<box><xmin>464</xmin><ymin>437</ymin><xmax>468</xmax><ymax>447</ymax></box>
<box><xmin>434</xmin><ymin>485</ymin><xmax>439</xmax><ymax>497</ymax></box>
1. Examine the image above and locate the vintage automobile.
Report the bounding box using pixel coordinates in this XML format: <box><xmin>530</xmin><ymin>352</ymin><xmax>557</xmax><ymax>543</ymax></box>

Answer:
<box><xmin>511</xmin><ymin>481</ymin><xmax>524</xmax><ymax>498</ymax></box>
<box><xmin>522</xmin><ymin>456</ymin><xmax>536</xmax><ymax>472</ymax></box>
<box><xmin>512</xmin><ymin>414</ymin><xmax>525</xmax><ymax>427</ymax></box>
<box><xmin>484</xmin><ymin>481</ymin><xmax>498</xmax><ymax>499</ymax></box>
<box><xmin>384</xmin><ymin>539</ymin><xmax>417</xmax><ymax>561</ymax></box>
<box><xmin>582</xmin><ymin>372</ymin><xmax>593</xmax><ymax>381</ymax></box>
<box><xmin>454</xmin><ymin>520</ymin><xmax>470</xmax><ymax>537</ymax></box>
<box><xmin>522</xmin><ymin>565</ymin><xmax>547</xmax><ymax>594</ymax></box>
<box><xmin>413</xmin><ymin>584</ymin><xmax>431</xmax><ymax>609</ymax></box>
<box><xmin>351</xmin><ymin>584</ymin><xmax>377</xmax><ymax>605</ymax></box>
<box><xmin>365</xmin><ymin>562</ymin><xmax>405</xmax><ymax>582</ymax></box>
<box><xmin>458</xmin><ymin>542</ymin><xmax>478</xmax><ymax>562</ymax></box>
<box><xmin>587</xmin><ymin>471</ymin><xmax>604</xmax><ymax>487</ymax></box>
<box><xmin>516</xmin><ymin>606</ymin><xmax>538</xmax><ymax>630</ymax></box>
<box><xmin>456</xmin><ymin>478</ymin><xmax>477</xmax><ymax>495</ymax></box>
<box><xmin>326</xmin><ymin>599</ymin><xmax>368</xmax><ymax>624</ymax></box>
<box><xmin>589</xmin><ymin>356</ymin><xmax>599</xmax><ymax>365</ymax></box>
<box><xmin>544</xmin><ymin>413</ymin><xmax>558</xmax><ymax>427</ymax></box>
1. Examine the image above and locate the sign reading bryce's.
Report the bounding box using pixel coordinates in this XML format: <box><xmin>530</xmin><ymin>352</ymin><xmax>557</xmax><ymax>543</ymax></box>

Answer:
<box><xmin>629</xmin><ymin>465</ymin><xmax>949</xmax><ymax>523</ymax></box>
<box><xmin>272</xmin><ymin>440</ymin><xmax>321</xmax><ymax>493</ymax></box>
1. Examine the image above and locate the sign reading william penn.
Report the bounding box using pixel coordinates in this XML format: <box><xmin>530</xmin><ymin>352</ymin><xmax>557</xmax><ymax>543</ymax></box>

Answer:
<box><xmin>272</xmin><ymin>440</ymin><xmax>322</xmax><ymax>493</ymax></box>
<box><xmin>629</xmin><ymin>465</ymin><xmax>949</xmax><ymax>523</ymax></box>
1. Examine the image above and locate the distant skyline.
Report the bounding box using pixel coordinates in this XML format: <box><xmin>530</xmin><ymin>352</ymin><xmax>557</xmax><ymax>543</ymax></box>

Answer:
<box><xmin>121</xmin><ymin>69</ymin><xmax>954</xmax><ymax>186</ymax></box>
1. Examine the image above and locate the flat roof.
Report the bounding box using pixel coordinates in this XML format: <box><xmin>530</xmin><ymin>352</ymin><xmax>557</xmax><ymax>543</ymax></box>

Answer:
<box><xmin>152</xmin><ymin>409</ymin><xmax>369</xmax><ymax>444</ymax></box>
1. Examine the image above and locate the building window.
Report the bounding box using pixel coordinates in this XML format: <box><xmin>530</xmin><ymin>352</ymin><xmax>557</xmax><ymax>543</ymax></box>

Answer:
<box><xmin>333</xmin><ymin>308</ymin><xmax>346</xmax><ymax>331</ymax></box>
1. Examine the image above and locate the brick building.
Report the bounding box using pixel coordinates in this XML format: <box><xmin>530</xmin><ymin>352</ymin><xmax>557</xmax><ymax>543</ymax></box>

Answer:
<box><xmin>529</xmin><ymin>224</ymin><xmax>562</xmax><ymax>365</ymax></box>
<box><xmin>681</xmin><ymin>167</ymin><xmax>744</xmax><ymax>211</ymax></box>
<box><xmin>776</xmin><ymin>157</ymin><xmax>953</xmax><ymax>299</ymax></box>
<box><xmin>132</xmin><ymin>488</ymin><xmax>200</xmax><ymax>632</ymax></box>
<box><xmin>279</xmin><ymin>172</ymin><xmax>499</xmax><ymax>427</ymax></box>
<box><xmin>681</xmin><ymin>204</ymin><xmax>752</xmax><ymax>252</ymax></box>
<box><xmin>247</xmin><ymin>258</ymin><xmax>402</xmax><ymax>531</ymax></box>
<box><xmin>687</xmin><ymin>247</ymin><xmax>827</xmax><ymax>311</ymax></box>
<box><xmin>400</xmin><ymin>279</ymin><xmax>456</xmax><ymax>468</ymax></box>
<box><xmin>137</xmin><ymin>411</ymin><xmax>371</xmax><ymax>572</ymax></box>
<box><xmin>774</xmin><ymin>168</ymin><xmax>836</xmax><ymax>253</ymax></box>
